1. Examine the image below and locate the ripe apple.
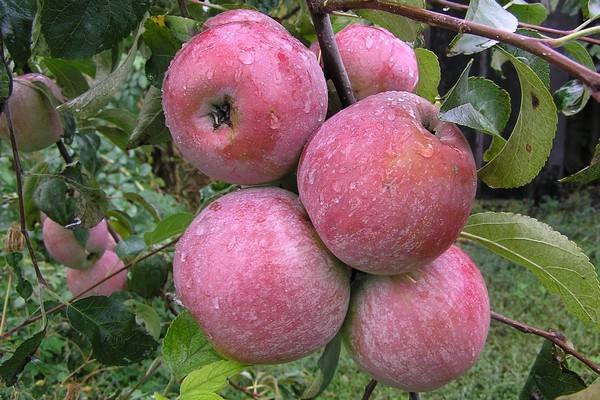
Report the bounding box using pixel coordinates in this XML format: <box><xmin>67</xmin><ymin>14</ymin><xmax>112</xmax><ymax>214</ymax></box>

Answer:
<box><xmin>42</xmin><ymin>218</ymin><xmax>110</xmax><ymax>270</ymax></box>
<box><xmin>162</xmin><ymin>21</ymin><xmax>328</xmax><ymax>185</ymax></box>
<box><xmin>67</xmin><ymin>251</ymin><xmax>127</xmax><ymax>297</ymax></box>
<box><xmin>342</xmin><ymin>245</ymin><xmax>490</xmax><ymax>393</ymax></box>
<box><xmin>0</xmin><ymin>73</ymin><xmax>64</xmax><ymax>152</ymax></box>
<box><xmin>297</xmin><ymin>91</ymin><xmax>477</xmax><ymax>275</ymax></box>
<box><xmin>310</xmin><ymin>24</ymin><xmax>419</xmax><ymax>100</ymax></box>
<box><xmin>202</xmin><ymin>9</ymin><xmax>288</xmax><ymax>36</ymax></box>
<box><xmin>173</xmin><ymin>187</ymin><xmax>351</xmax><ymax>364</ymax></box>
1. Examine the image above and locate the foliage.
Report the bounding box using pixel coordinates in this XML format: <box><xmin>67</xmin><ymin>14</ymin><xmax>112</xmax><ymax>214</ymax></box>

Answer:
<box><xmin>0</xmin><ymin>0</ymin><xmax>599</xmax><ymax>399</ymax></box>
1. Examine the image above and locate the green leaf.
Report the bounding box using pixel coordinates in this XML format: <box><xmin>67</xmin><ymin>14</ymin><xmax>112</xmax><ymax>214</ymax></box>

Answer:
<box><xmin>246</xmin><ymin>0</ymin><xmax>278</xmax><ymax>14</ymax></box>
<box><xmin>199</xmin><ymin>182</ymin><xmax>238</xmax><ymax>209</ymax></box>
<box><xmin>42</xmin><ymin>58</ymin><xmax>90</xmax><ymax>98</ymax></box>
<box><xmin>143</xmin><ymin>212</ymin><xmax>195</xmax><ymax>246</ymax></box>
<box><xmin>557</xmin><ymin>382</ymin><xmax>600</xmax><ymax>400</ymax></box>
<box><xmin>507</xmin><ymin>1</ymin><xmax>548</xmax><ymax>25</ymax></box>
<box><xmin>33</xmin><ymin>177</ymin><xmax>76</xmax><ymax>225</ymax></box>
<box><xmin>0</xmin><ymin>0</ymin><xmax>35</xmax><ymax>68</ymax></box>
<box><xmin>40</xmin><ymin>0</ymin><xmax>151</xmax><ymax>59</ymax></box>
<box><xmin>478</xmin><ymin>48</ymin><xmax>558</xmax><ymax>188</ymax></box>
<box><xmin>128</xmin><ymin>255</ymin><xmax>170</xmax><ymax>299</ymax></box>
<box><xmin>75</xmin><ymin>131</ymin><xmax>102</xmax><ymax>176</ymax></box>
<box><xmin>58</xmin><ymin>163</ymin><xmax>108</xmax><ymax>227</ymax></box>
<box><xmin>105</xmin><ymin>209</ymin><xmax>135</xmax><ymax>236</ymax></box>
<box><xmin>123</xmin><ymin>299</ymin><xmax>162</xmax><ymax>340</ymax></box>
<box><xmin>93</xmin><ymin>108</ymin><xmax>138</xmax><ymax>134</ymax></box>
<box><xmin>67</xmin><ymin>296</ymin><xmax>158</xmax><ymax>365</ymax></box>
<box><xmin>180</xmin><ymin>360</ymin><xmax>246</xmax><ymax>394</ymax></box>
<box><xmin>154</xmin><ymin>393</ymin><xmax>170</xmax><ymax>400</ymax></box>
<box><xmin>0</xmin><ymin>63</ymin><xmax>10</xmax><ymax>101</ymax></box>
<box><xmin>124</xmin><ymin>192</ymin><xmax>162</xmax><ymax>223</ymax></box>
<box><xmin>440</xmin><ymin>59</ymin><xmax>511</xmax><ymax>137</ymax></box>
<box><xmin>116</xmin><ymin>235</ymin><xmax>147</xmax><ymax>262</ymax></box>
<box><xmin>560</xmin><ymin>141</ymin><xmax>600</xmax><ymax>184</ymax></box>
<box><xmin>582</xmin><ymin>0</ymin><xmax>600</xmax><ymax>20</ymax></box>
<box><xmin>163</xmin><ymin>311</ymin><xmax>223</xmax><ymax>378</ymax></box>
<box><xmin>462</xmin><ymin>212</ymin><xmax>600</xmax><ymax>328</ymax></box>
<box><xmin>553</xmin><ymin>41</ymin><xmax>595</xmax><ymax>116</ymax></box>
<box><xmin>356</xmin><ymin>0</ymin><xmax>425</xmax><ymax>43</ymax></box>
<box><xmin>23</xmin><ymin>162</ymin><xmax>50</xmax><ymax>229</ymax></box>
<box><xmin>127</xmin><ymin>86</ymin><xmax>171</xmax><ymax>149</ymax></box>
<box><xmin>96</xmin><ymin>126</ymin><xmax>129</xmax><ymax>151</ymax></box>
<box><xmin>6</xmin><ymin>253</ymin><xmax>33</xmax><ymax>300</ymax></box>
<box><xmin>58</xmin><ymin>30</ymin><xmax>141</xmax><ymax>118</ymax></box>
<box><xmin>519</xmin><ymin>341</ymin><xmax>587</xmax><ymax>399</ymax></box>
<box><xmin>448</xmin><ymin>0</ymin><xmax>518</xmax><ymax>55</ymax></box>
<box><xmin>301</xmin><ymin>334</ymin><xmax>342</xmax><ymax>399</ymax></box>
<box><xmin>0</xmin><ymin>329</ymin><xmax>46</xmax><ymax>387</ymax></box>
<box><xmin>413</xmin><ymin>48</ymin><xmax>440</xmax><ymax>103</ymax></box>
<box><xmin>180</xmin><ymin>391</ymin><xmax>225</xmax><ymax>400</ymax></box>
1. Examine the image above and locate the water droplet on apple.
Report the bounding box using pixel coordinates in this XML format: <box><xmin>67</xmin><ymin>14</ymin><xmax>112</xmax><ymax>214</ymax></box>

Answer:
<box><xmin>332</xmin><ymin>181</ymin><xmax>342</xmax><ymax>193</ymax></box>
<box><xmin>205</xmin><ymin>69</ymin><xmax>215</xmax><ymax>79</ymax></box>
<box><xmin>365</xmin><ymin>36</ymin><xmax>374</xmax><ymax>49</ymax></box>
<box><xmin>234</xmin><ymin>69</ymin><xmax>243</xmax><ymax>82</ymax></box>
<box><xmin>238</xmin><ymin>50</ymin><xmax>255</xmax><ymax>65</ymax></box>
<box><xmin>269</xmin><ymin>113</ymin><xmax>281</xmax><ymax>129</ymax></box>
<box><xmin>416</xmin><ymin>143</ymin><xmax>435</xmax><ymax>158</ymax></box>
<box><xmin>349</xmin><ymin>182</ymin><xmax>357</xmax><ymax>190</ymax></box>
<box><xmin>212</xmin><ymin>298</ymin><xmax>220</xmax><ymax>310</ymax></box>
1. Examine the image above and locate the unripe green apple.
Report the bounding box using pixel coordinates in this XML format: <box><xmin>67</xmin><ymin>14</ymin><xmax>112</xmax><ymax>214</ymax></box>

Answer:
<box><xmin>67</xmin><ymin>251</ymin><xmax>127</xmax><ymax>297</ymax></box>
<box><xmin>0</xmin><ymin>73</ymin><xmax>64</xmax><ymax>152</ymax></box>
<box><xmin>343</xmin><ymin>245</ymin><xmax>490</xmax><ymax>393</ymax></box>
<box><xmin>162</xmin><ymin>20</ymin><xmax>327</xmax><ymax>184</ymax></box>
<box><xmin>173</xmin><ymin>187</ymin><xmax>350</xmax><ymax>364</ymax></box>
<box><xmin>297</xmin><ymin>91</ymin><xmax>477</xmax><ymax>275</ymax></box>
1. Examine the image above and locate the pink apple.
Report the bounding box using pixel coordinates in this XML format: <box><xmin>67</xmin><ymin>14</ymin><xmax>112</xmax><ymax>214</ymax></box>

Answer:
<box><xmin>310</xmin><ymin>24</ymin><xmax>419</xmax><ymax>100</ymax></box>
<box><xmin>202</xmin><ymin>9</ymin><xmax>288</xmax><ymax>36</ymax></box>
<box><xmin>343</xmin><ymin>245</ymin><xmax>490</xmax><ymax>392</ymax></box>
<box><xmin>0</xmin><ymin>73</ymin><xmax>64</xmax><ymax>152</ymax></box>
<box><xmin>297</xmin><ymin>91</ymin><xmax>477</xmax><ymax>275</ymax></box>
<box><xmin>173</xmin><ymin>187</ymin><xmax>350</xmax><ymax>364</ymax></box>
<box><xmin>162</xmin><ymin>21</ymin><xmax>327</xmax><ymax>185</ymax></box>
<box><xmin>67</xmin><ymin>251</ymin><xmax>127</xmax><ymax>297</ymax></box>
<box><xmin>43</xmin><ymin>218</ymin><xmax>110</xmax><ymax>269</ymax></box>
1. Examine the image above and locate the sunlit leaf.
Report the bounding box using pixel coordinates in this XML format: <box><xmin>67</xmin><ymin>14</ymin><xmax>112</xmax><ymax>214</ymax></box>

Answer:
<box><xmin>560</xmin><ymin>141</ymin><xmax>600</xmax><ymax>184</ymax></box>
<box><xmin>356</xmin><ymin>0</ymin><xmax>425</xmax><ymax>42</ymax></box>
<box><xmin>0</xmin><ymin>0</ymin><xmax>35</xmax><ymax>68</ymax></box>
<box><xmin>0</xmin><ymin>329</ymin><xmax>46</xmax><ymax>387</ymax></box>
<box><xmin>127</xmin><ymin>86</ymin><xmax>171</xmax><ymax>149</ymax></box>
<box><xmin>180</xmin><ymin>360</ymin><xmax>246</xmax><ymax>394</ymax></box>
<box><xmin>413</xmin><ymin>48</ymin><xmax>440</xmax><ymax>103</ymax></box>
<box><xmin>301</xmin><ymin>334</ymin><xmax>342</xmax><ymax>399</ymax></box>
<box><xmin>557</xmin><ymin>382</ymin><xmax>600</xmax><ymax>400</ymax></box>
<box><xmin>143</xmin><ymin>212</ymin><xmax>195</xmax><ymax>246</ymax></box>
<box><xmin>507</xmin><ymin>0</ymin><xmax>548</xmax><ymax>25</ymax></box>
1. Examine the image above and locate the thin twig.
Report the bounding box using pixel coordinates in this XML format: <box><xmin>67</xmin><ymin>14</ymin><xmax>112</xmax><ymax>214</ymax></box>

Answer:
<box><xmin>228</xmin><ymin>378</ymin><xmax>261</xmax><ymax>399</ymax></box>
<box><xmin>121</xmin><ymin>359</ymin><xmax>164</xmax><ymax>400</ymax></box>
<box><xmin>361</xmin><ymin>379</ymin><xmax>378</xmax><ymax>400</ymax></box>
<box><xmin>177</xmin><ymin>0</ymin><xmax>190</xmax><ymax>18</ymax></box>
<box><xmin>56</xmin><ymin>140</ymin><xmax>73</xmax><ymax>163</ymax></box>
<box><xmin>0</xmin><ymin>236</ymin><xmax>180</xmax><ymax>341</ymax></box>
<box><xmin>310</xmin><ymin>0</ymin><xmax>600</xmax><ymax>100</ymax></box>
<box><xmin>491</xmin><ymin>311</ymin><xmax>600</xmax><ymax>375</ymax></box>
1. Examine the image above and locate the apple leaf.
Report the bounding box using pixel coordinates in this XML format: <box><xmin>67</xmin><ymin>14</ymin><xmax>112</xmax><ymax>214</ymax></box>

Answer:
<box><xmin>23</xmin><ymin>161</ymin><xmax>50</xmax><ymax>229</ymax></box>
<box><xmin>413</xmin><ymin>48</ymin><xmax>441</xmax><ymax>103</ymax></box>
<box><xmin>506</xmin><ymin>1</ymin><xmax>548</xmax><ymax>25</ymax></box>
<box><xmin>42</xmin><ymin>58</ymin><xmax>90</xmax><ymax>98</ymax></box>
<box><xmin>124</xmin><ymin>192</ymin><xmax>162</xmax><ymax>223</ymax></box>
<box><xmin>74</xmin><ymin>131</ymin><xmax>102</xmax><ymax>176</ymax></box>
<box><xmin>116</xmin><ymin>235</ymin><xmax>147</xmax><ymax>261</ymax></box>
<box><xmin>58</xmin><ymin>30</ymin><xmax>140</xmax><ymax>118</ymax></box>
<box><xmin>356</xmin><ymin>0</ymin><xmax>425</xmax><ymax>42</ymax></box>
<box><xmin>553</xmin><ymin>41</ymin><xmax>595</xmax><ymax>116</ymax></box>
<box><xmin>5</xmin><ymin>252</ymin><xmax>33</xmax><ymax>300</ymax></box>
<box><xmin>448</xmin><ymin>0</ymin><xmax>518</xmax><ymax>56</ymax></box>
<box><xmin>440</xmin><ymin>59</ymin><xmax>511</xmax><ymax>138</ymax></box>
<box><xmin>0</xmin><ymin>329</ymin><xmax>46</xmax><ymax>387</ymax></box>
<box><xmin>163</xmin><ymin>311</ymin><xmax>223</xmax><ymax>378</ymax></box>
<box><xmin>582</xmin><ymin>0</ymin><xmax>600</xmax><ymax>20</ymax></box>
<box><xmin>559</xmin><ymin>140</ymin><xmax>600</xmax><ymax>184</ymax></box>
<box><xmin>58</xmin><ymin>163</ymin><xmax>108</xmax><ymax>227</ymax></box>
<box><xmin>180</xmin><ymin>391</ymin><xmax>225</xmax><ymax>400</ymax></box>
<box><xmin>301</xmin><ymin>333</ymin><xmax>342</xmax><ymax>399</ymax></box>
<box><xmin>519</xmin><ymin>341</ymin><xmax>587</xmax><ymax>400</ymax></box>
<box><xmin>39</xmin><ymin>0</ymin><xmax>151</xmax><ymax>59</ymax></box>
<box><xmin>0</xmin><ymin>0</ymin><xmax>35</xmax><ymax>69</ymax></box>
<box><xmin>33</xmin><ymin>177</ymin><xmax>77</xmax><ymax>226</ymax></box>
<box><xmin>128</xmin><ymin>255</ymin><xmax>170</xmax><ymax>299</ymax></box>
<box><xmin>478</xmin><ymin>48</ymin><xmax>557</xmax><ymax>188</ymax></box>
<box><xmin>143</xmin><ymin>212</ymin><xmax>195</xmax><ymax>246</ymax></box>
<box><xmin>557</xmin><ymin>382</ymin><xmax>600</xmax><ymax>400</ymax></box>
<box><xmin>461</xmin><ymin>212</ymin><xmax>600</xmax><ymax>329</ymax></box>
<box><xmin>154</xmin><ymin>393</ymin><xmax>170</xmax><ymax>400</ymax></box>
<box><xmin>67</xmin><ymin>295</ymin><xmax>158</xmax><ymax>365</ymax></box>
<box><xmin>180</xmin><ymin>360</ymin><xmax>246</xmax><ymax>395</ymax></box>
<box><xmin>127</xmin><ymin>86</ymin><xmax>171</xmax><ymax>149</ymax></box>
<box><xmin>123</xmin><ymin>298</ymin><xmax>162</xmax><ymax>340</ymax></box>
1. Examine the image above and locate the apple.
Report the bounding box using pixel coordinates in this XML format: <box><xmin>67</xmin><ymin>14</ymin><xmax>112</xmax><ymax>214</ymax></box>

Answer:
<box><xmin>162</xmin><ymin>20</ymin><xmax>328</xmax><ymax>185</ymax></box>
<box><xmin>67</xmin><ymin>251</ymin><xmax>127</xmax><ymax>297</ymax></box>
<box><xmin>342</xmin><ymin>245</ymin><xmax>490</xmax><ymax>393</ymax></box>
<box><xmin>173</xmin><ymin>187</ymin><xmax>351</xmax><ymax>364</ymax></box>
<box><xmin>0</xmin><ymin>73</ymin><xmax>64</xmax><ymax>152</ymax></box>
<box><xmin>202</xmin><ymin>9</ymin><xmax>289</xmax><ymax>36</ymax></box>
<box><xmin>297</xmin><ymin>91</ymin><xmax>477</xmax><ymax>275</ymax></box>
<box><xmin>310</xmin><ymin>24</ymin><xmax>419</xmax><ymax>100</ymax></box>
<box><xmin>42</xmin><ymin>218</ymin><xmax>110</xmax><ymax>270</ymax></box>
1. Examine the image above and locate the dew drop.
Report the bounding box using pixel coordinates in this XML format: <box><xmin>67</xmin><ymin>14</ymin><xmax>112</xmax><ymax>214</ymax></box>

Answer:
<box><xmin>238</xmin><ymin>50</ymin><xmax>255</xmax><ymax>65</ymax></box>
<box><xmin>205</xmin><ymin>69</ymin><xmax>215</xmax><ymax>79</ymax></box>
<box><xmin>365</xmin><ymin>36</ymin><xmax>374</xmax><ymax>49</ymax></box>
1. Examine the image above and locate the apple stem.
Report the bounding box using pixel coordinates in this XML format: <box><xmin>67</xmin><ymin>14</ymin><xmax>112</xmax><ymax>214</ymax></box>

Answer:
<box><xmin>361</xmin><ymin>379</ymin><xmax>378</xmax><ymax>400</ymax></box>
<box><xmin>210</xmin><ymin>100</ymin><xmax>233</xmax><ymax>130</ymax></box>
<box><xmin>306</xmin><ymin>3</ymin><xmax>357</xmax><ymax>108</ymax></box>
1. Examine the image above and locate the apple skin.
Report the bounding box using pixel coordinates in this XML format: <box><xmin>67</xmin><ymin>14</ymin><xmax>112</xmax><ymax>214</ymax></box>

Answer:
<box><xmin>0</xmin><ymin>73</ymin><xmax>64</xmax><ymax>152</ymax></box>
<box><xmin>297</xmin><ymin>91</ymin><xmax>477</xmax><ymax>275</ymax></box>
<box><xmin>202</xmin><ymin>9</ymin><xmax>288</xmax><ymax>35</ymax></box>
<box><xmin>310</xmin><ymin>24</ymin><xmax>419</xmax><ymax>100</ymax></box>
<box><xmin>173</xmin><ymin>187</ymin><xmax>351</xmax><ymax>364</ymax></box>
<box><xmin>342</xmin><ymin>245</ymin><xmax>490</xmax><ymax>393</ymax></box>
<box><xmin>42</xmin><ymin>218</ymin><xmax>110</xmax><ymax>270</ymax></box>
<box><xmin>162</xmin><ymin>21</ymin><xmax>328</xmax><ymax>185</ymax></box>
<box><xmin>67</xmin><ymin>251</ymin><xmax>127</xmax><ymax>297</ymax></box>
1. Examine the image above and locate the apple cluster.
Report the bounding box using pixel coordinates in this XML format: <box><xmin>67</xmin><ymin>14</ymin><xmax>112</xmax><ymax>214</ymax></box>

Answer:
<box><xmin>166</xmin><ymin>10</ymin><xmax>490</xmax><ymax>394</ymax></box>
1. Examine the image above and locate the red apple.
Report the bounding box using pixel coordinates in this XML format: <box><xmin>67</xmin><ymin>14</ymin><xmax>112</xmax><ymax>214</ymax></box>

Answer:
<box><xmin>0</xmin><ymin>73</ymin><xmax>64</xmax><ymax>152</ymax></box>
<box><xmin>297</xmin><ymin>91</ymin><xmax>477</xmax><ymax>275</ymax></box>
<box><xmin>202</xmin><ymin>9</ymin><xmax>288</xmax><ymax>36</ymax></box>
<box><xmin>67</xmin><ymin>251</ymin><xmax>127</xmax><ymax>297</ymax></box>
<box><xmin>162</xmin><ymin>21</ymin><xmax>327</xmax><ymax>184</ymax></box>
<box><xmin>43</xmin><ymin>218</ymin><xmax>110</xmax><ymax>269</ymax></box>
<box><xmin>173</xmin><ymin>187</ymin><xmax>350</xmax><ymax>364</ymax></box>
<box><xmin>310</xmin><ymin>24</ymin><xmax>419</xmax><ymax>100</ymax></box>
<box><xmin>342</xmin><ymin>245</ymin><xmax>490</xmax><ymax>393</ymax></box>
